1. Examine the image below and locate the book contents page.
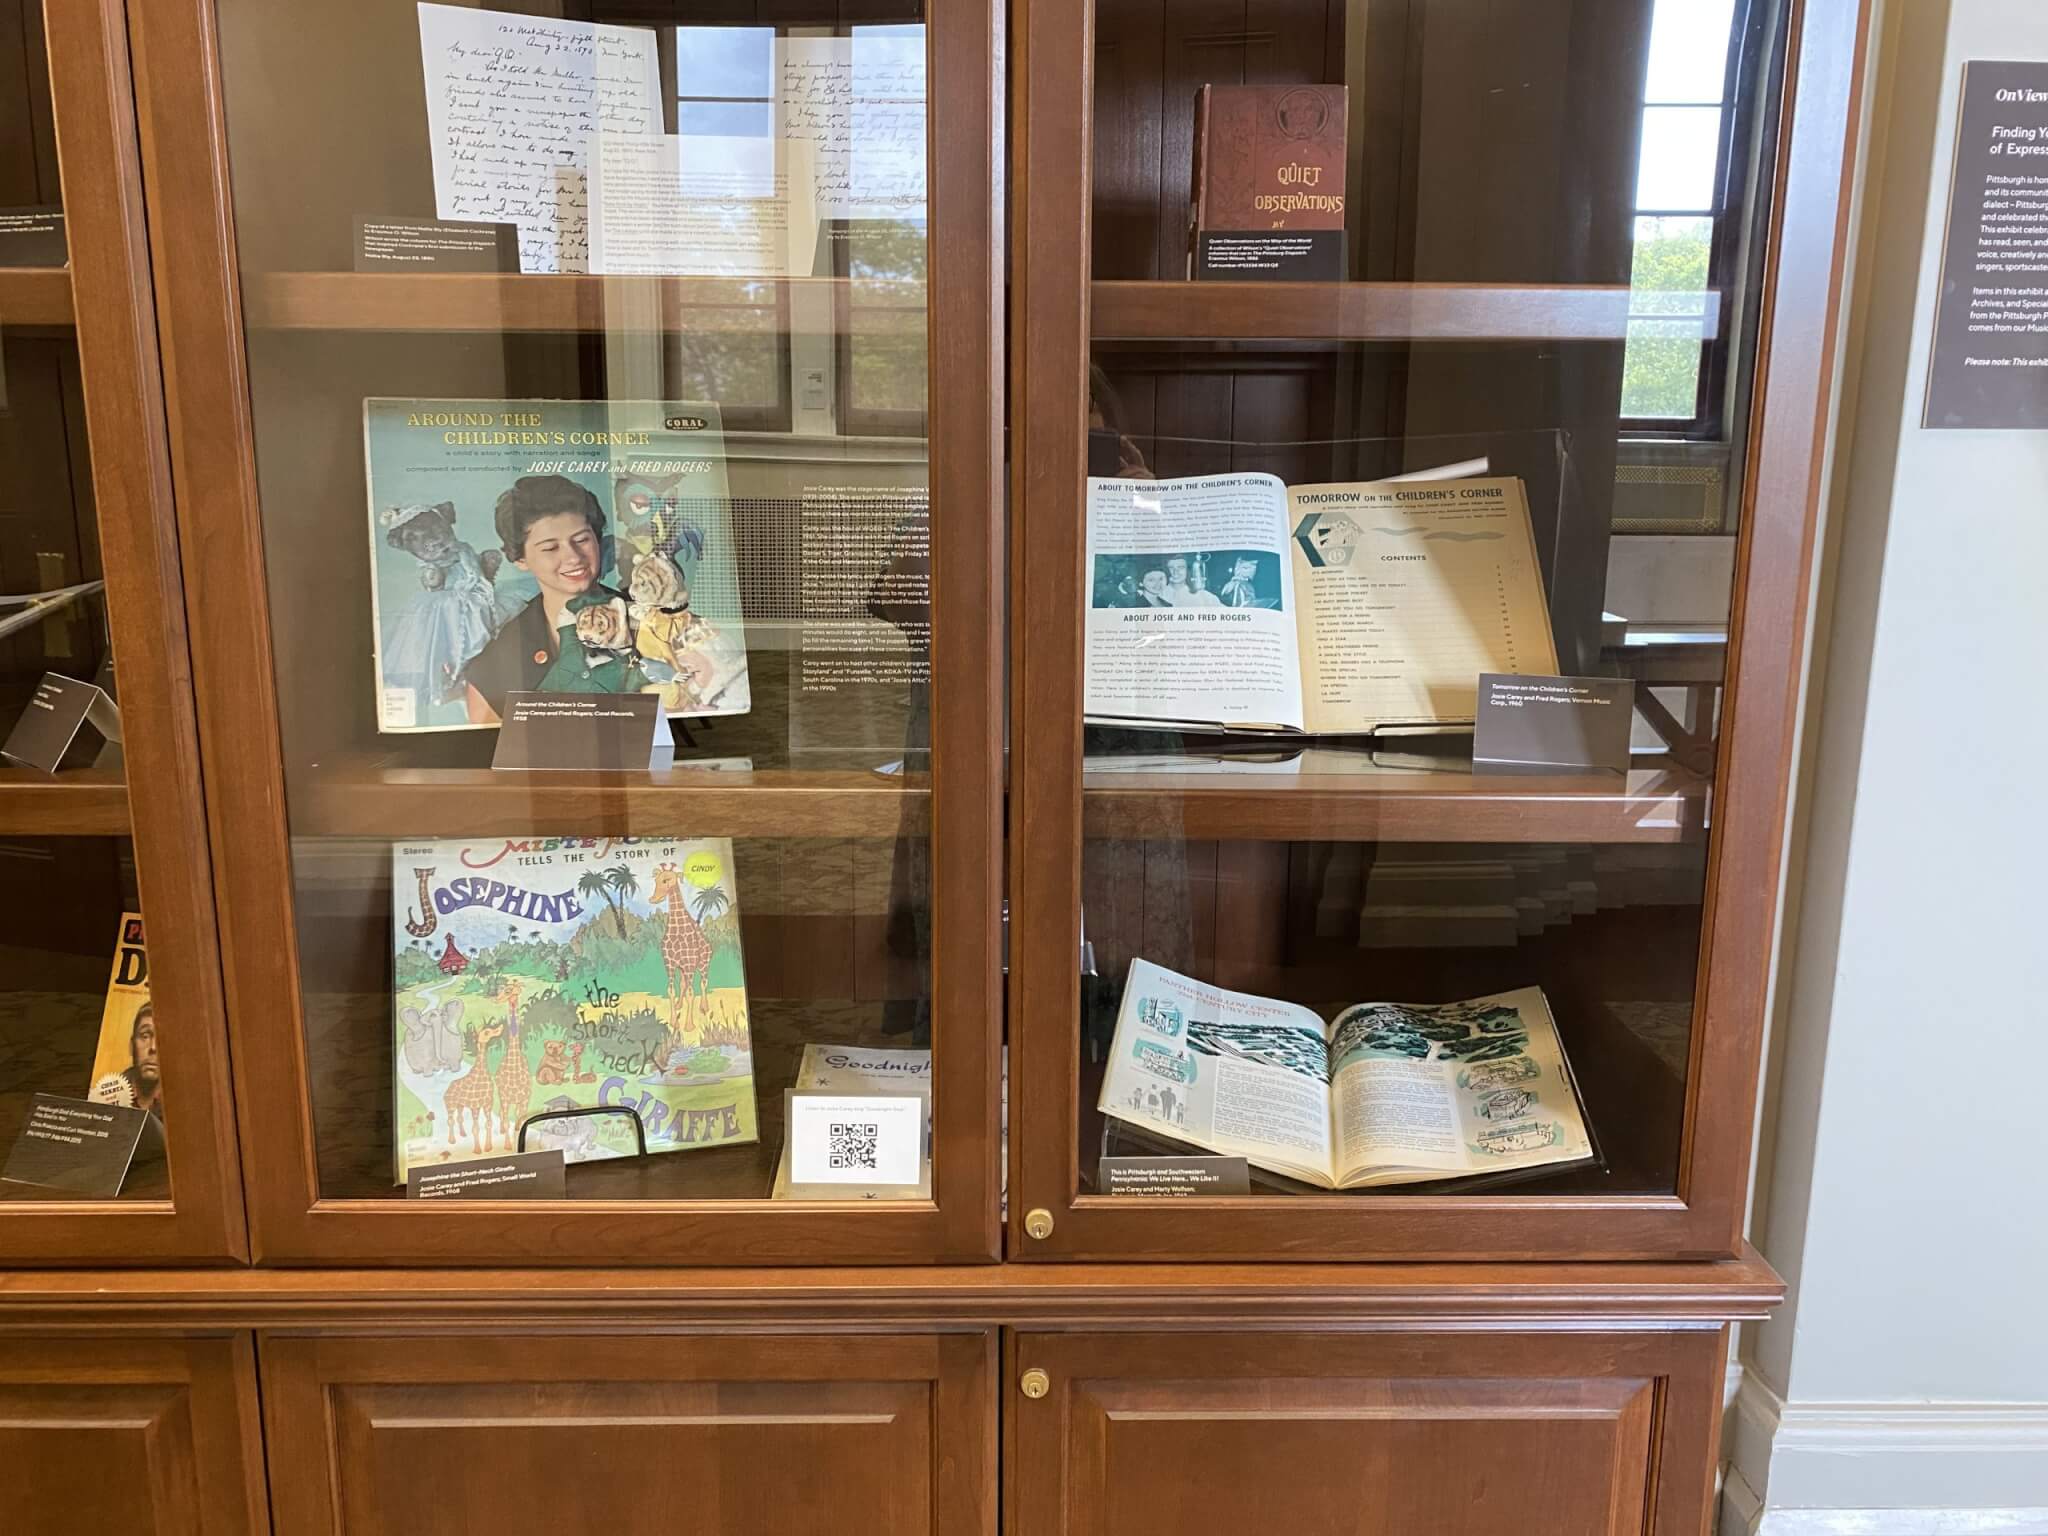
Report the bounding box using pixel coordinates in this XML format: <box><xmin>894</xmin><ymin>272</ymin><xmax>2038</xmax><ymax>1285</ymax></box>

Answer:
<box><xmin>1288</xmin><ymin>478</ymin><xmax>1557</xmax><ymax>731</ymax></box>
<box><xmin>1328</xmin><ymin>987</ymin><xmax>1592</xmax><ymax>1186</ymax></box>
<box><xmin>1099</xmin><ymin>959</ymin><xmax>1334</xmax><ymax>1185</ymax></box>
<box><xmin>1085</xmin><ymin>474</ymin><xmax>1303</xmax><ymax>729</ymax></box>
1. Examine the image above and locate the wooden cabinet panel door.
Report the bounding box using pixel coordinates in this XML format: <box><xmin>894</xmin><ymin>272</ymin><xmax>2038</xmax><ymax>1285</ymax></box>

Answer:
<box><xmin>262</xmin><ymin>1330</ymin><xmax>995</xmax><ymax>1535</ymax></box>
<box><xmin>1010</xmin><ymin>1330</ymin><xmax>1727</xmax><ymax>1536</ymax></box>
<box><xmin>0</xmin><ymin>1334</ymin><xmax>268</xmax><ymax>1536</ymax></box>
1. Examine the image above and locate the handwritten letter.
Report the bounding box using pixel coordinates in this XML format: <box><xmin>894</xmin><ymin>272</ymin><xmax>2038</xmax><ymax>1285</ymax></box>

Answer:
<box><xmin>418</xmin><ymin>3</ymin><xmax>661</xmax><ymax>273</ymax></box>
<box><xmin>777</xmin><ymin>33</ymin><xmax>927</xmax><ymax>221</ymax></box>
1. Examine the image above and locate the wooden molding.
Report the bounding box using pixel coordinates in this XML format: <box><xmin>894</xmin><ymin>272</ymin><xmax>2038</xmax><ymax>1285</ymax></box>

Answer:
<box><xmin>0</xmin><ymin>1248</ymin><xmax>1784</xmax><ymax>1329</ymax></box>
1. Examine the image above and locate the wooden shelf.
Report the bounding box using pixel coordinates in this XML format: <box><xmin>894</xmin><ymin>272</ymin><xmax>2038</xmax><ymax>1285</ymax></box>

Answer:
<box><xmin>1082</xmin><ymin>765</ymin><xmax>1707</xmax><ymax>843</ymax></box>
<box><xmin>0</xmin><ymin>266</ymin><xmax>74</xmax><ymax>328</ymax></box>
<box><xmin>233</xmin><ymin>272</ymin><xmax>1720</xmax><ymax>345</ymax></box>
<box><xmin>242</xmin><ymin>271</ymin><xmax>923</xmax><ymax>333</ymax></box>
<box><xmin>293</xmin><ymin>756</ymin><xmax>927</xmax><ymax>840</ymax></box>
<box><xmin>0</xmin><ymin>766</ymin><xmax>129</xmax><ymax>836</ymax></box>
<box><xmin>292</xmin><ymin>758</ymin><xmax>1696</xmax><ymax>843</ymax></box>
<box><xmin>1091</xmin><ymin>280</ymin><xmax>1721</xmax><ymax>343</ymax></box>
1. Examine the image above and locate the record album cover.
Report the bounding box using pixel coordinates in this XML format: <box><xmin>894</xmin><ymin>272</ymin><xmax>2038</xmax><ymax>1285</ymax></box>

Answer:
<box><xmin>86</xmin><ymin>911</ymin><xmax>158</xmax><ymax>1120</ymax></box>
<box><xmin>365</xmin><ymin>398</ymin><xmax>750</xmax><ymax>732</ymax></box>
<box><xmin>390</xmin><ymin>836</ymin><xmax>757</xmax><ymax>1181</ymax></box>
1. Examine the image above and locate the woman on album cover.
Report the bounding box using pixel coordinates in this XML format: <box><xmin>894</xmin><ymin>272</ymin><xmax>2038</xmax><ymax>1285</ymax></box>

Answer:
<box><xmin>461</xmin><ymin>474</ymin><xmax>640</xmax><ymax>724</ymax></box>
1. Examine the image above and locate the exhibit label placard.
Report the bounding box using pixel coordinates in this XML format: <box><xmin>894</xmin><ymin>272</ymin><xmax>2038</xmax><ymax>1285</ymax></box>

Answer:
<box><xmin>1100</xmin><ymin>1155</ymin><xmax>1252</xmax><ymax>1196</ymax></box>
<box><xmin>1472</xmin><ymin>674</ymin><xmax>1634</xmax><ymax>774</ymax></box>
<box><xmin>492</xmin><ymin>691</ymin><xmax>672</xmax><ymax>772</ymax></box>
<box><xmin>2</xmin><ymin>672</ymin><xmax>120</xmax><ymax>773</ymax></box>
<box><xmin>354</xmin><ymin>217</ymin><xmax>518</xmax><ymax>272</ymax></box>
<box><xmin>788</xmin><ymin>1092</ymin><xmax>924</xmax><ymax>1187</ymax></box>
<box><xmin>1</xmin><ymin>1094</ymin><xmax>150</xmax><ymax>1196</ymax></box>
<box><xmin>406</xmin><ymin>1149</ymin><xmax>567</xmax><ymax>1200</ymax></box>
<box><xmin>1925</xmin><ymin>61</ymin><xmax>2048</xmax><ymax>429</ymax></box>
<box><xmin>0</xmin><ymin>206</ymin><xmax>65</xmax><ymax>266</ymax></box>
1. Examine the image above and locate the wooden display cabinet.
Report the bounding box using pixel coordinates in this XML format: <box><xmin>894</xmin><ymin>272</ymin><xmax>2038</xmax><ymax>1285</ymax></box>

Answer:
<box><xmin>1009</xmin><ymin>0</ymin><xmax>1869</xmax><ymax>1261</ymax></box>
<box><xmin>0</xmin><ymin>0</ymin><xmax>1874</xmax><ymax>1531</ymax></box>
<box><xmin>0</xmin><ymin>0</ymin><xmax>245</xmax><ymax>1264</ymax></box>
<box><xmin>125</xmin><ymin>0</ymin><xmax>1003</xmax><ymax>1265</ymax></box>
<box><xmin>0</xmin><ymin>1257</ymin><xmax>1780</xmax><ymax>1536</ymax></box>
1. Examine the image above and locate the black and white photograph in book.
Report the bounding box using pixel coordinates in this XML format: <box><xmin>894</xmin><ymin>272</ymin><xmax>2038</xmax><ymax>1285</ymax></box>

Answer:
<box><xmin>1090</xmin><ymin>549</ymin><xmax>1282</xmax><ymax>611</ymax></box>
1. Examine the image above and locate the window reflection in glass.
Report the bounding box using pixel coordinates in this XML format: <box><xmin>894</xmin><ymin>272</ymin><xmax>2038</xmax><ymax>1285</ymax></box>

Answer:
<box><xmin>1623</xmin><ymin>0</ymin><xmax>1743</xmax><ymax>423</ymax></box>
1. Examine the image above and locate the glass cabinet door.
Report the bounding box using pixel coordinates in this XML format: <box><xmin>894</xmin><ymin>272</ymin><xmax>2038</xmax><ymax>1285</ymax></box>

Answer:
<box><xmin>1011</xmin><ymin>0</ymin><xmax>1863</xmax><ymax>1258</ymax></box>
<box><xmin>132</xmin><ymin>0</ymin><xmax>1000</xmax><ymax>1262</ymax></box>
<box><xmin>0</xmin><ymin>0</ymin><xmax>245</xmax><ymax>1260</ymax></box>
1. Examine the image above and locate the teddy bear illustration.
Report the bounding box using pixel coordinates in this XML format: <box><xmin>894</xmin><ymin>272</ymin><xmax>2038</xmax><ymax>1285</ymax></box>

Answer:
<box><xmin>379</xmin><ymin>501</ymin><xmax>503</xmax><ymax>708</ymax></box>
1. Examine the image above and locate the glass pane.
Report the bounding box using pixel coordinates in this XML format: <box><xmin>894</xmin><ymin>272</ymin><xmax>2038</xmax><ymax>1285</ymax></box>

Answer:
<box><xmin>213</xmin><ymin>0</ymin><xmax>936</xmax><ymax>1203</ymax></box>
<box><xmin>1622</xmin><ymin>317</ymin><xmax>1706</xmax><ymax>419</ymax></box>
<box><xmin>1079</xmin><ymin>0</ymin><xmax>1772</xmax><ymax>1201</ymax></box>
<box><xmin>1623</xmin><ymin>215</ymin><xmax>1713</xmax><ymax>418</ymax></box>
<box><xmin>1629</xmin><ymin>215</ymin><xmax>1715</xmax><ymax>313</ymax></box>
<box><xmin>0</xmin><ymin>843</ymin><xmax>165</xmax><ymax>1203</ymax></box>
<box><xmin>1636</xmin><ymin>105</ymin><xmax>1723</xmax><ymax>212</ymax></box>
<box><xmin>0</xmin><ymin>5</ymin><xmax>187</xmax><ymax>1215</ymax></box>
<box><xmin>1</xmin><ymin>332</ymin><xmax>159</xmax><ymax>1206</ymax></box>
<box><xmin>675</xmin><ymin>27</ymin><xmax>774</xmax><ymax>100</ymax></box>
<box><xmin>1644</xmin><ymin>0</ymin><xmax>1738</xmax><ymax>104</ymax></box>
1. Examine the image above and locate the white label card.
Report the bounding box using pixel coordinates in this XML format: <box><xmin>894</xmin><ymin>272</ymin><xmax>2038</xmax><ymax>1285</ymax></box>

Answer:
<box><xmin>788</xmin><ymin>1092</ymin><xmax>924</xmax><ymax>1186</ymax></box>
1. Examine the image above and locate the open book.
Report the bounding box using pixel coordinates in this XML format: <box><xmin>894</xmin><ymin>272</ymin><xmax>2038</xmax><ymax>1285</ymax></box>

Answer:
<box><xmin>1085</xmin><ymin>473</ymin><xmax>1557</xmax><ymax>733</ymax></box>
<box><xmin>1098</xmin><ymin>959</ymin><xmax>1594</xmax><ymax>1190</ymax></box>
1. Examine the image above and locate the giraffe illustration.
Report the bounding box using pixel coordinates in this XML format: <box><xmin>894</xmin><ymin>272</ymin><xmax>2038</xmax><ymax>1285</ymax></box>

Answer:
<box><xmin>492</xmin><ymin>982</ymin><xmax>533</xmax><ymax>1146</ymax></box>
<box><xmin>649</xmin><ymin>862</ymin><xmax>712</xmax><ymax>1043</ymax></box>
<box><xmin>444</xmin><ymin>1019</ymin><xmax>504</xmax><ymax>1154</ymax></box>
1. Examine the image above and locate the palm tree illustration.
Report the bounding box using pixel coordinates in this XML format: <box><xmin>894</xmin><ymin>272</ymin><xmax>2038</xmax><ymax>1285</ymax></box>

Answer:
<box><xmin>575</xmin><ymin>869</ymin><xmax>620</xmax><ymax>936</ymax></box>
<box><xmin>602</xmin><ymin>865</ymin><xmax>640</xmax><ymax>939</ymax></box>
<box><xmin>689</xmin><ymin>883</ymin><xmax>731</xmax><ymax>928</ymax></box>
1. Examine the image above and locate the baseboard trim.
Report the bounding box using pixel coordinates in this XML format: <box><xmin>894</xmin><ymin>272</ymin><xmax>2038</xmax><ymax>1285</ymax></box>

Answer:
<box><xmin>1727</xmin><ymin>1372</ymin><xmax>2048</xmax><ymax>1514</ymax></box>
<box><xmin>1734</xmin><ymin>1508</ymin><xmax>2048</xmax><ymax>1536</ymax></box>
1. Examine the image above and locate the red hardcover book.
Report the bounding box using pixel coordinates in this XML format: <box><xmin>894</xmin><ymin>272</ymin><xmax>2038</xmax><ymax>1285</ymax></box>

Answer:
<box><xmin>1189</xmin><ymin>84</ymin><xmax>1349</xmax><ymax>280</ymax></box>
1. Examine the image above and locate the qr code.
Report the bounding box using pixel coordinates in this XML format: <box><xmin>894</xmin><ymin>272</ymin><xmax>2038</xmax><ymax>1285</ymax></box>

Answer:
<box><xmin>829</xmin><ymin>1121</ymin><xmax>880</xmax><ymax>1170</ymax></box>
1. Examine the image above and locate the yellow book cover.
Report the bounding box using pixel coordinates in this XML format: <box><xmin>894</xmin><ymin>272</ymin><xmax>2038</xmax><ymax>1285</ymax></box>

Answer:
<box><xmin>85</xmin><ymin>912</ymin><xmax>160</xmax><ymax>1120</ymax></box>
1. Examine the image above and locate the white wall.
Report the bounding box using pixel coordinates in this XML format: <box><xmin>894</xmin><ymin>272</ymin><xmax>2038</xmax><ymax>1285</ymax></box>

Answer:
<box><xmin>1732</xmin><ymin>0</ymin><xmax>2048</xmax><ymax>1527</ymax></box>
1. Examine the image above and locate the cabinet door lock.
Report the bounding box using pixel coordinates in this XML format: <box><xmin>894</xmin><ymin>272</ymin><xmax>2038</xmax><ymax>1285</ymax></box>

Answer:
<box><xmin>1020</xmin><ymin>1368</ymin><xmax>1050</xmax><ymax>1399</ymax></box>
<box><xmin>1024</xmin><ymin>1208</ymin><xmax>1054</xmax><ymax>1239</ymax></box>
